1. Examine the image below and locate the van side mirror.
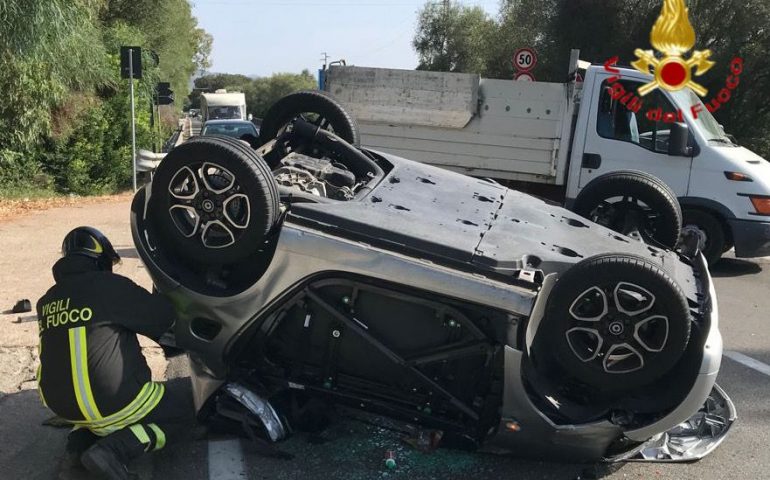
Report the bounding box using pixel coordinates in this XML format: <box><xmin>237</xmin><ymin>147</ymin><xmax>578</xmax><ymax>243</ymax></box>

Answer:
<box><xmin>668</xmin><ymin>123</ymin><xmax>692</xmax><ymax>157</ymax></box>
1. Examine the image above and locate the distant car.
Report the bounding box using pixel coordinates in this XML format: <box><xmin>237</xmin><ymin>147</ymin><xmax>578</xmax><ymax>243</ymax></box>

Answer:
<box><xmin>200</xmin><ymin>119</ymin><xmax>259</xmax><ymax>139</ymax></box>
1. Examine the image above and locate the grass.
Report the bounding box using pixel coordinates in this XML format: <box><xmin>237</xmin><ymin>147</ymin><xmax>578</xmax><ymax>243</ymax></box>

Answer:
<box><xmin>0</xmin><ymin>186</ymin><xmax>58</xmax><ymax>200</ymax></box>
<box><xmin>0</xmin><ymin>187</ymin><xmax>132</xmax><ymax>222</ymax></box>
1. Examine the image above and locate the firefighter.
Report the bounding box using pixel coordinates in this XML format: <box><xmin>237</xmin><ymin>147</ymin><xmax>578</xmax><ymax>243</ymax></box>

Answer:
<box><xmin>37</xmin><ymin>226</ymin><xmax>186</xmax><ymax>480</ymax></box>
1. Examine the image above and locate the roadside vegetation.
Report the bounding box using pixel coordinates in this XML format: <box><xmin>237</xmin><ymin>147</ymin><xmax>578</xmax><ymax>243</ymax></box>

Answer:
<box><xmin>0</xmin><ymin>0</ymin><xmax>211</xmax><ymax>197</ymax></box>
<box><xmin>189</xmin><ymin>71</ymin><xmax>318</xmax><ymax>120</ymax></box>
<box><xmin>414</xmin><ymin>0</ymin><xmax>770</xmax><ymax>158</ymax></box>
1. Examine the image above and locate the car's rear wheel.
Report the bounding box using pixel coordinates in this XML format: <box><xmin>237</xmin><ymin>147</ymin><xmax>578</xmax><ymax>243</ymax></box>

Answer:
<box><xmin>258</xmin><ymin>91</ymin><xmax>360</xmax><ymax>166</ymax></box>
<box><xmin>148</xmin><ymin>136</ymin><xmax>279</xmax><ymax>265</ymax></box>
<box><xmin>533</xmin><ymin>254</ymin><xmax>691</xmax><ymax>392</ymax></box>
<box><xmin>573</xmin><ymin>171</ymin><xmax>682</xmax><ymax>248</ymax></box>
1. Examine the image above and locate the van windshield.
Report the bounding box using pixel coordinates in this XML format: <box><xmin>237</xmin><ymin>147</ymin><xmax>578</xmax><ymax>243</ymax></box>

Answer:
<box><xmin>669</xmin><ymin>89</ymin><xmax>735</xmax><ymax>145</ymax></box>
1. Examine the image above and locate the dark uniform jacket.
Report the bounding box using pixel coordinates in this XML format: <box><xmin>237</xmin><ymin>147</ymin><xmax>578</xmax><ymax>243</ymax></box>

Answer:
<box><xmin>37</xmin><ymin>255</ymin><xmax>176</xmax><ymax>423</ymax></box>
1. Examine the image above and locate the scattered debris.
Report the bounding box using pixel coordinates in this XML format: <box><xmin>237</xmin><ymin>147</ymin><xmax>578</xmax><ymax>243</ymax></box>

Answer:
<box><xmin>401</xmin><ymin>426</ymin><xmax>443</xmax><ymax>453</ymax></box>
<box><xmin>11</xmin><ymin>299</ymin><xmax>31</xmax><ymax>313</ymax></box>
<box><xmin>384</xmin><ymin>450</ymin><xmax>397</xmax><ymax>470</ymax></box>
<box><xmin>13</xmin><ymin>315</ymin><xmax>37</xmax><ymax>324</ymax></box>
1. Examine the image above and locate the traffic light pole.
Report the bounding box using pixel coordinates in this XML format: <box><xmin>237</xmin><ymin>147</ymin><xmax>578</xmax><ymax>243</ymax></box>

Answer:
<box><xmin>129</xmin><ymin>48</ymin><xmax>138</xmax><ymax>192</ymax></box>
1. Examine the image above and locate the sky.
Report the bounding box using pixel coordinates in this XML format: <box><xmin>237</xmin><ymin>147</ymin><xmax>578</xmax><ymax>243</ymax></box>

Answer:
<box><xmin>191</xmin><ymin>0</ymin><xmax>499</xmax><ymax>77</ymax></box>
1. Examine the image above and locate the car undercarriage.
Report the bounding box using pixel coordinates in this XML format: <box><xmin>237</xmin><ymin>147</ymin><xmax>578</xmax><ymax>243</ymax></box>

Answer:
<box><xmin>131</xmin><ymin>91</ymin><xmax>735</xmax><ymax>463</ymax></box>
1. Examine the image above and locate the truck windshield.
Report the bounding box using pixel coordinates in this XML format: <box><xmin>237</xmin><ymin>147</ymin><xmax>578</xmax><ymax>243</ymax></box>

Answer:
<box><xmin>669</xmin><ymin>89</ymin><xmax>735</xmax><ymax>145</ymax></box>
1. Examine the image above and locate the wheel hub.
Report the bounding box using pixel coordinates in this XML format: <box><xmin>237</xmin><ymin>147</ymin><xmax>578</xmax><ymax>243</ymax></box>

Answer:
<box><xmin>608</xmin><ymin>320</ymin><xmax>625</xmax><ymax>336</ymax></box>
<box><xmin>682</xmin><ymin>224</ymin><xmax>708</xmax><ymax>251</ymax></box>
<box><xmin>564</xmin><ymin>282</ymin><xmax>671</xmax><ymax>374</ymax></box>
<box><xmin>166</xmin><ymin>163</ymin><xmax>252</xmax><ymax>249</ymax></box>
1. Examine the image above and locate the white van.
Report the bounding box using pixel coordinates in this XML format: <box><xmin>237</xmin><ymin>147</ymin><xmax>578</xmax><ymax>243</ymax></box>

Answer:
<box><xmin>322</xmin><ymin>54</ymin><xmax>770</xmax><ymax>264</ymax></box>
<box><xmin>201</xmin><ymin>90</ymin><xmax>247</xmax><ymax>123</ymax></box>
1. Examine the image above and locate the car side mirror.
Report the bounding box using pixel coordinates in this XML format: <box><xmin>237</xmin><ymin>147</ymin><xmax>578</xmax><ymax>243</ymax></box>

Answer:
<box><xmin>668</xmin><ymin>123</ymin><xmax>692</xmax><ymax>157</ymax></box>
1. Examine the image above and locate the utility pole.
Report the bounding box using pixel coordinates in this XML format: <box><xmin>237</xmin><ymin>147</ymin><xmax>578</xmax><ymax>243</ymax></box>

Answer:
<box><xmin>128</xmin><ymin>49</ymin><xmax>137</xmax><ymax>192</ymax></box>
<box><xmin>320</xmin><ymin>52</ymin><xmax>330</xmax><ymax>69</ymax></box>
<box><xmin>121</xmin><ymin>46</ymin><xmax>142</xmax><ymax>190</ymax></box>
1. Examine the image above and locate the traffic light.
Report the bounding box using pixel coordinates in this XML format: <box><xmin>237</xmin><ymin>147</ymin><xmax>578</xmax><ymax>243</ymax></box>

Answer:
<box><xmin>157</xmin><ymin>82</ymin><xmax>174</xmax><ymax>105</ymax></box>
<box><xmin>120</xmin><ymin>46</ymin><xmax>142</xmax><ymax>79</ymax></box>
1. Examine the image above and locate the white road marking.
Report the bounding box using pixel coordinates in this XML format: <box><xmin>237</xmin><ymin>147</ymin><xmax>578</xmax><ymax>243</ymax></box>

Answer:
<box><xmin>724</xmin><ymin>350</ymin><xmax>770</xmax><ymax>377</ymax></box>
<box><xmin>208</xmin><ymin>438</ymin><xmax>247</xmax><ymax>479</ymax></box>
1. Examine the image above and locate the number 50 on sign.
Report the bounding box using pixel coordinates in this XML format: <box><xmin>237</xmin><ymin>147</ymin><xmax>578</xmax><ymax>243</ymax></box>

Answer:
<box><xmin>513</xmin><ymin>48</ymin><xmax>537</xmax><ymax>72</ymax></box>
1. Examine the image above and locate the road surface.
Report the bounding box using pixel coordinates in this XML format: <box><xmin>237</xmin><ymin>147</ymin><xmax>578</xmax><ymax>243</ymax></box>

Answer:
<box><xmin>0</xmin><ymin>198</ymin><xmax>767</xmax><ymax>480</ymax></box>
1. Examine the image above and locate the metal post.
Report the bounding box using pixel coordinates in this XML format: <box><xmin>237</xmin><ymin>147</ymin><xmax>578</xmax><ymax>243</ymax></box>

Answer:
<box><xmin>156</xmin><ymin>102</ymin><xmax>162</xmax><ymax>151</ymax></box>
<box><xmin>129</xmin><ymin>48</ymin><xmax>138</xmax><ymax>192</ymax></box>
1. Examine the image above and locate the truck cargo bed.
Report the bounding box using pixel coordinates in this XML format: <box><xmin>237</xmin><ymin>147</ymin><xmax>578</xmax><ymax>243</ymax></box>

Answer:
<box><xmin>325</xmin><ymin>66</ymin><xmax>576</xmax><ymax>184</ymax></box>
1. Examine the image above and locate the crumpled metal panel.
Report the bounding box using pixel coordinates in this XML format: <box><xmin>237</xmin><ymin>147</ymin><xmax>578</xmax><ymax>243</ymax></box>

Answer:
<box><xmin>611</xmin><ymin>384</ymin><xmax>736</xmax><ymax>462</ymax></box>
<box><xmin>224</xmin><ymin>383</ymin><xmax>287</xmax><ymax>442</ymax></box>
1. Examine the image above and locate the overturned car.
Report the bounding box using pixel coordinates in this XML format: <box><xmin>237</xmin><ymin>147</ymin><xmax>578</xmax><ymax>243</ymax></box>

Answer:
<box><xmin>131</xmin><ymin>92</ymin><xmax>734</xmax><ymax>462</ymax></box>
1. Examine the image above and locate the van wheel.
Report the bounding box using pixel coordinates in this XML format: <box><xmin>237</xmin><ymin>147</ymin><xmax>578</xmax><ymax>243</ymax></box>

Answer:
<box><xmin>258</xmin><ymin>90</ymin><xmax>360</xmax><ymax>149</ymax></box>
<box><xmin>573</xmin><ymin>171</ymin><xmax>682</xmax><ymax>248</ymax></box>
<box><xmin>148</xmin><ymin>136</ymin><xmax>279</xmax><ymax>266</ymax></box>
<box><xmin>682</xmin><ymin>209</ymin><xmax>725</xmax><ymax>266</ymax></box>
<box><xmin>533</xmin><ymin>254</ymin><xmax>691</xmax><ymax>392</ymax></box>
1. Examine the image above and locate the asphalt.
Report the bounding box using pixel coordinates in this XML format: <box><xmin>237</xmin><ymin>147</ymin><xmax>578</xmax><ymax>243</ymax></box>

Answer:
<box><xmin>0</xmin><ymin>199</ymin><xmax>768</xmax><ymax>480</ymax></box>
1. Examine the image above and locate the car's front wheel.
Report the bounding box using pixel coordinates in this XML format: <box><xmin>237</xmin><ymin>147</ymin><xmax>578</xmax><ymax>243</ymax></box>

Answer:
<box><xmin>533</xmin><ymin>254</ymin><xmax>692</xmax><ymax>392</ymax></box>
<box><xmin>148</xmin><ymin>136</ymin><xmax>280</xmax><ymax>266</ymax></box>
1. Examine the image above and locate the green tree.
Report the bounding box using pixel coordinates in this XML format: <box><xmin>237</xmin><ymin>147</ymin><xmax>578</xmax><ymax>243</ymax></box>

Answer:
<box><xmin>189</xmin><ymin>73</ymin><xmax>253</xmax><ymax>109</ymax></box>
<box><xmin>413</xmin><ymin>0</ymin><xmax>770</xmax><ymax>157</ymax></box>
<box><xmin>0</xmin><ymin>0</ymin><xmax>110</xmax><ymax>151</ymax></box>
<box><xmin>413</xmin><ymin>1</ymin><xmax>496</xmax><ymax>75</ymax></box>
<box><xmin>190</xmin><ymin>71</ymin><xmax>317</xmax><ymax>118</ymax></box>
<box><xmin>100</xmin><ymin>0</ymin><xmax>211</xmax><ymax>102</ymax></box>
<box><xmin>244</xmin><ymin>70</ymin><xmax>317</xmax><ymax>119</ymax></box>
<box><xmin>0</xmin><ymin>0</ymin><xmax>211</xmax><ymax>194</ymax></box>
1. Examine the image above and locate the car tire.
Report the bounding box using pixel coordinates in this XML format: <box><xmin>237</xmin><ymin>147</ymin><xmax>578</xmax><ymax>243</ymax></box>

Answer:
<box><xmin>258</xmin><ymin>90</ymin><xmax>360</xmax><ymax>147</ymax></box>
<box><xmin>148</xmin><ymin>136</ymin><xmax>279</xmax><ymax>265</ymax></box>
<box><xmin>573</xmin><ymin>171</ymin><xmax>682</xmax><ymax>249</ymax></box>
<box><xmin>682</xmin><ymin>209</ymin><xmax>726</xmax><ymax>266</ymax></box>
<box><xmin>533</xmin><ymin>254</ymin><xmax>691</xmax><ymax>391</ymax></box>
<box><xmin>186</xmin><ymin>134</ymin><xmax>280</xmax><ymax>209</ymax></box>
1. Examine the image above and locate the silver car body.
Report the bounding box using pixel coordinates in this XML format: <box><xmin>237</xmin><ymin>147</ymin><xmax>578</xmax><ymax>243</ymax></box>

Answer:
<box><xmin>132</xmin><ymin>150</ymin><xmax>734</xmax><ymax>462</ymax></box>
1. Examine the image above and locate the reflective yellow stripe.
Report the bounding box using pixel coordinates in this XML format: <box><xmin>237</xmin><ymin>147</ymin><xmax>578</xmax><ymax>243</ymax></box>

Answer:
<box><xmin>69</xmin><ymin>327</ymin><xmax>102</xmax><ymax>420</ymax></box>
<box><xmin>88</xmin><ymin>383</ymin><xmax>165</xmax><ymax>436</ymax></box>
<box><xmin>148</xmin><ymin>423</ymin><xmax>166</xmax><ymax>450</ymax></box>
<box><xmin>129</xmin><ymin>424</ymin><xmax>151</xmax><ymax>451</ymax></box>
<box><xmin>77</xmin><ymin>327</ymin><xmax>102</xmax><ymax>419</ymax></box>
<box><xmin>37</xmin><ymin>365</ymin><xmax>48</xmax><ymax>407</ymax></box>
<box><xmin>71</xmin><ymin>382</ymin><xmax>156</xmax><ymax>429</ymax></box>
<box><xmin>37</xmin><ymin>343</ymin><xmax>47</xmax><ymax>407</ymax></box>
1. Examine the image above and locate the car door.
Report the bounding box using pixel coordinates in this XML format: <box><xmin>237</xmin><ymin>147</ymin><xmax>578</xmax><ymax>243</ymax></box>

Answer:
<box><xmin>578</xmin><ymin>74</ymin><xmax>693</xmax><ymax>195</ymax></box>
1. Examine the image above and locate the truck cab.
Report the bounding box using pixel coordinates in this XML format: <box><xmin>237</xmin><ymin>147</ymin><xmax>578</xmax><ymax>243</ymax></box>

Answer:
<box><xmin>571</xmin><ymin>65</ymin><xmax>770</xmax><ymax>262</ymax></box>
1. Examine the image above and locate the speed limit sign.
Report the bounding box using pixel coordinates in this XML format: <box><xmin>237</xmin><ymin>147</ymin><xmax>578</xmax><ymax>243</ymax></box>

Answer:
<box><xmin>513</xmin><ymin>48</ymin><xmax>537</xmax><ymax>72</ymax></box>
<box><xmin>515</xmin><ymin>71</ymin><xmax>536</xmax><ymax>82</ymax></box>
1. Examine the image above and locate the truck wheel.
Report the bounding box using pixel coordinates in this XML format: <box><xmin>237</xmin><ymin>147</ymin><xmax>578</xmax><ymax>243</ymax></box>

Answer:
<box><xmin>258</xmin><ymin>90</ymin><xmax>360</xmax><ymax>147</ymax></box>
<box><xmin>148</xmin><ymin>137</ymin><xmax>279</xmax><ymax>266</ymax></box>
<box><xmin>573</xmin><ymin>171</ymin><xmax>682</xmax><ymax>248</ymax></box>
<box><xmin>682</xmin><ymin>209</ymin><xmax>725</xmax><ymax>266</ymax></box>
<box><xmin>533</xmin><ymin>254</ymin><xmax>691</xmax><ymax>392</ymax></box>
